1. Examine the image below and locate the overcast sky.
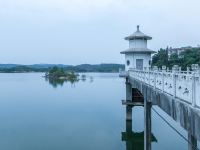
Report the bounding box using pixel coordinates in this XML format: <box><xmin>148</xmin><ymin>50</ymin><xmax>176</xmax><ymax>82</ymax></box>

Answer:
<box><xmin>0</xmin><ymin>0</ymin><xmax>200</xmax><ymax>65</ymax></box>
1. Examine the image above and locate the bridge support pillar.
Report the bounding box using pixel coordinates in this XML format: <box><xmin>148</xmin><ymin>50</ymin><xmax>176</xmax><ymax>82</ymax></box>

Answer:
<box><xmin>144</xmin><ymin>101</ymin><xmax>152</xmax><ymax>150</ymax></box>
<box><xmin>126</xmin><ymin>78</ymin><xmax>132</xmax><ymax>101</ymax></box>
<box><xmin>126</xmin><ymin>106</ymin><xmax>132</xmax><ymax>121</ymax></box>
<box><xmin>188</xmin><ymin>133</ymin><xmax>197</xmax><ymax>150</ymax></box>
<box><xmin>126</xmin><ymin>119</ymin><xmax>132</xmax><ymax>133</ymax></box>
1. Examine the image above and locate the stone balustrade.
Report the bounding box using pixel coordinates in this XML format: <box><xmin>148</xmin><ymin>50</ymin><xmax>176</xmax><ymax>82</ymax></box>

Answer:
<box><xmin>128</xmin><ymin>65</ymin><xmax>200</xmax><ymax>108</ymax></box>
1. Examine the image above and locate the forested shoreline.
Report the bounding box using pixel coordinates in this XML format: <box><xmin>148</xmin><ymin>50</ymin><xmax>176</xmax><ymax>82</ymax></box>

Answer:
<box><xmin>0</xmin><ymin>64</ymin><xmax>125</xmax><ymax>73</ymax></box>
<box><xmin>1</xmin><ymin>48</ymin><xmax>199</xmax><ymax>73</ymax></box>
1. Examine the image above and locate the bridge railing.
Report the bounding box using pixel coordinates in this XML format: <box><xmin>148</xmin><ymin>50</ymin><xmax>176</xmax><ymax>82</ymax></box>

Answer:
<box><xmin>128</xmin><ymin>65</ymin><xmax>200</xmax><ymax>108</ymax></box>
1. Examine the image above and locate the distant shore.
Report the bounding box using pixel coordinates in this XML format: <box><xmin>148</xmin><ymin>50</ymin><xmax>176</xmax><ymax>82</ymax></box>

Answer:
<box><xmin>0</xmin><ymin>63</ymin><xmax>124</xmax><ymax>73</ymax></box>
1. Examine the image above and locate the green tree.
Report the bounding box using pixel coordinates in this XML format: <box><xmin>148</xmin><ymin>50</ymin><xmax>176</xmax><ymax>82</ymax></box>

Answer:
<box><xmin>152</xmin><ymin>48</ymin><xmax>168</xmax><ymax>68</ymax></box>
<box><xmin>180</xmin><ymin>49</ymin><xmax>200</xmax><ymax>70</ymax></box>
<box><xmin>152</xmin><ymin>47</ymin><xmax>200</xmax><ymax>70</ymax></box>
<box><xmin>168</xmin><ymin>53</ymin><xmax>181</xmax><ymax>68</ymax></box>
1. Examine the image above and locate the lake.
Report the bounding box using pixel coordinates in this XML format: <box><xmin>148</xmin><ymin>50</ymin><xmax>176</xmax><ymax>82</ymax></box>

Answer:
<box><xmin>0</xmin><ymin>73</ymin><xmax>197</xmax><ymax>150</ymax></box>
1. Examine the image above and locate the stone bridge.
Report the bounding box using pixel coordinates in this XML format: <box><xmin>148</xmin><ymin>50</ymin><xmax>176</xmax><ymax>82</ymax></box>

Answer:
<box><xmin>128</xmin><ymin>67</ymin><xmax>200</xmax><ymax>107</ymax></box>
<box><xmin>120</xmin><ymin>66</ymin><xmax>200</xmax><ymax>150</ymax></box>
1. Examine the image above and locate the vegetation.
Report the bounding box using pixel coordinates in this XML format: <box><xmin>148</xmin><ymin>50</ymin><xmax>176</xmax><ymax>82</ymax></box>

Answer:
<box><xmin>45</xmin><ymin>67</ymin><xmax>79</xmax><ymax>88</ymax></box>
<box><xmin>152</xmin><ymin>48</ymin><xmax>200</xmax><ymax>70</ymax></box>
<box><xmin>0</xmin><ymin>65</ymin><xmax>48</xmax><ymax>73</ymax></box>
<box><xmin>46</xmin><ymin>78</ymin><xmax>65</xmax><ymax>88</ymax></box>
<box><xmin>0</xmin><ymin>64</ymin><xmax>125</xmax><ymax>73</ymax></box>
<box><xmin>45</xmin><ymin>67</ymin><xmax>79</xmax><ymax>80</ymax></box>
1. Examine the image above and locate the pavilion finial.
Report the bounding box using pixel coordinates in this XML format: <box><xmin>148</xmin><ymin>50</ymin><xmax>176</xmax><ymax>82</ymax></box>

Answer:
<box><xmin>137</xmin><ymin>25</ymin><xmax>140</xmax><ymax>31</ymax></box>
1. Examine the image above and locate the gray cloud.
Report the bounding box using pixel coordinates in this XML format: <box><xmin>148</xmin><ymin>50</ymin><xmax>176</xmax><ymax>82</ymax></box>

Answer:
<box><xmin>0</xmin><ymin>0</ymin><xmax>199</xmax><ymax>64</ymax></box>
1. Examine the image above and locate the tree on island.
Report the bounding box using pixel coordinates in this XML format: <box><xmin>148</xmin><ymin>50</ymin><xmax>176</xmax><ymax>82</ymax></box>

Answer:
<box><xmin>46</xmin><ymin>66</ymin><xmax>79</xmax><ymax>81</ymax></box>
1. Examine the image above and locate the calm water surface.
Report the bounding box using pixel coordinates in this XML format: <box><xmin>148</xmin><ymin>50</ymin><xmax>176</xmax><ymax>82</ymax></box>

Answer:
<box><xmin>0</xmin><ymin>73</ymin><xmax>194</xmax><ymax>150</ymax></box>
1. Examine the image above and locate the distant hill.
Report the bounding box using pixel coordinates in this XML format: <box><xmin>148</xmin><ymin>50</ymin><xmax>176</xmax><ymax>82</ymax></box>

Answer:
<box><xmin>0</xmin><ymin>64</ymin><xmax>20</xmax><ymax>68</ymax></box>
<box><xmin>74</xmin><ymin>64</ymin><xmax>124</xmax><ymax>72</ymax></box>
<box><xmin>28</xmin><ymin>64</ymin><xmax>72</xmax><ymax>69</ymax></box>
<box><xmin>0</xmin><ymin>63</ymin><xmax>125</xmax><ymax>73</ymax></box>
<box><xmin>0</xmin><ymin>64</ymin><xmax>71</xmax><ymax>69</ymax></box>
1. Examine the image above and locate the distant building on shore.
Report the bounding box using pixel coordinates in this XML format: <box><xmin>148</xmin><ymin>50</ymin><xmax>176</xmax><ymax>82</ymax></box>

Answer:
<box><xmin>167</xmin><ymin>45</ymin><xmax>200</xmax><ymax>58</ymax></box>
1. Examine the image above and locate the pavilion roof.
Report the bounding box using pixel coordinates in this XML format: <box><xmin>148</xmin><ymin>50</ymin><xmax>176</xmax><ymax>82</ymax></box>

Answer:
<box><xmin>125</xmin><ymin>25</ymin><xmax>152</xmax><ymax>40</ymax></box>
<box><xmin>120</xmin><ymin>48</ymin><xmax>156</xmax><ymax>54</ymax></box>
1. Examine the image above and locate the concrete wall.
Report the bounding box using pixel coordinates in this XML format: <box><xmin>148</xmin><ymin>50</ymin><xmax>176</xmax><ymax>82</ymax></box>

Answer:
<box><xmin>133</xmin><ymin>53</ymin><xmax>151</xmax><ymax>70</ymax></box>
<box><xmin>129</xmin><ymin>77</ymin><xmax>200</xmax><ymax>141</ymax></box>
<box><xmin>125</xmin><ymin>53</ymin><xmax>151</xmax><ymax>71</ymax></box>
<box><xmin>125</xmin><ymin>54</ymin><xmax>134</xmax><ymax>71</ymax></box>
<box><xmin>195</xmin><ymin>78</ymin><xmax>200</xmax><ymax>107</ymax></box>
<box><xmin>129</xmin><ymin>39</ymin><xmax>147</xmax><ymax>48</ymax></box>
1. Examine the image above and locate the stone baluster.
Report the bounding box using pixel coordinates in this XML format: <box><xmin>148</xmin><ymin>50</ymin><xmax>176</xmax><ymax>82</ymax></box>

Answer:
<box><xmin>187</xmin><ymin>67</ymin><xmax>190</xmax><ymax>74</ymax></box>
<box><xmin>167</xmin><ymin>67</ymin><xmax>169</xmax><ymax>72</ymax></box>
<box><xmin>179</xmin><ymin>67</ymin><xmax>182</xmax><ymax>73</ymax></box>
<box><xmin>191</xmin><ymin>64</ymin><xmax>199</xmax><ymax>107</ymax></box>
<box><xmin>148</xmin><ymin>68</ymin><xmax>151</xmax><ymax>85</ymax></box>
<box><xmin>162</xmin><ymin>66</ymin><xmax>166</xmax><ymax>92</ymax></box>
<box><xmin>198</xmin><ymin>66</ymin><xmax>200</xmax><ymax>76</ymax></box>
<box><xmin>153</xmin><ymin>66</ymin><xmax>158</xmax><ymax>89</ymax></box>
<box><xmin>172</xmin><ymin>65</ymin><xmax>179</xmax><ymax>98</ymax></box>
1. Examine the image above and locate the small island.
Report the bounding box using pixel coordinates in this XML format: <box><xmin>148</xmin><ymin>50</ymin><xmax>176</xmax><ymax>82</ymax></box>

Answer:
<box><xmin>45</xmin><ymin>66</ymin><xmax>79</xmax><ymax>82</ymax></box>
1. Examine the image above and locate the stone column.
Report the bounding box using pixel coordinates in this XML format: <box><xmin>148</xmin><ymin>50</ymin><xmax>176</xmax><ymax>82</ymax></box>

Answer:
<box><xmin>126</xmin><ymin>118</ymin><xmax>132</xmax><ymax>133</ymax></box>
<box><xmin>125</xmin><ymin>118</ymin><xmax>133</xmax><ymax>150</ymax></box>
<box><xmin>188</xmin><ymin>133</ymin><xmax>197</xmax><ymax>150</ymax></box>
<box><xmin>188</xmin><ymin>109</ymin><xmax>197</xmax><ymax>150</ymax></box>
<box><xmin>126</xmin><ymin>105</ymin><xmax>132</xmax><ymax>121</ymax></box>
<box><xmin>144</xmin><ymin>101</ymin><xmax>152</xmax><ymax>150</ymax></box>
<box><xmin>126</xmin><ymin>78</ymin><xmax>132</xmax><ymax>101</ymax></box>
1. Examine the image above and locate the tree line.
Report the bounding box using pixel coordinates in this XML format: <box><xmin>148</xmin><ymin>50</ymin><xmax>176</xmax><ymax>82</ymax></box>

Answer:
<box><xmin>0</xmin><ymin>64</ymin><xmax>125</xmax><ymax>73</ymax></box>
<box><xmin>152</xmin><ymin>48</ymin><xmax>200</xmax><ymax>70</ymax></box>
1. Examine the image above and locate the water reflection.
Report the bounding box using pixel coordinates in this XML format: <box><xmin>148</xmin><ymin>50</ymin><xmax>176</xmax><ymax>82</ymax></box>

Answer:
<box><xmin>45</xmin><ymin>74</ymin><xmax>95</xmax><ymax>88</ymax></box>
<box><xmin>45</xmin><ymin>77</ymin><xmax>79</xmax><ymax>88</ymax></box>
<box><xmin>89</xmin><ymin>76</ymin><xmax>94</xmax><ymax>83</ymax></box>
<box><xmin>122</xmin><ymin>121</ymin><xmax>157</xmax><ymax>150</ymax></box>
<box><xmin>122</xmin><ymin>106</ymin><xmax>157</xmax><ymax>150</ymax></box>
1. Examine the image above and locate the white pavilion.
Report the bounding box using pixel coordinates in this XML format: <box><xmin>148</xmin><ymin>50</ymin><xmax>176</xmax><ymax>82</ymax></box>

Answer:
<box><xmin>121</xmin><ymin>25</ymin><xmax>156</xmax><ymax>71</ymax></box>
